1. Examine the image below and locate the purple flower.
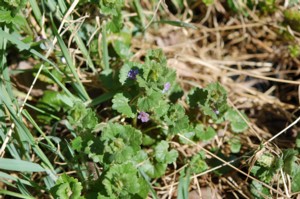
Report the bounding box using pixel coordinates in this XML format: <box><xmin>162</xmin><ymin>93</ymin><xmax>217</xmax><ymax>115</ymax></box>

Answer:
<box><xmin>162</xmin><ymin>82</ymin><xmax>171</xmax><ymax>93</ymax></box>
<box><xmin>214</xmin><ymin>109</ymin><xmax>220</xmax><ymax>115</ymax></box>
<box><xmin>138</xmin><ymin>111</ymin><xmax>150</xmax><ymax>123</ymax></box>
<box><xmin>127</xmin><ymin>69</ymin><xmax>139</xmax><ymax>80</ymax></box>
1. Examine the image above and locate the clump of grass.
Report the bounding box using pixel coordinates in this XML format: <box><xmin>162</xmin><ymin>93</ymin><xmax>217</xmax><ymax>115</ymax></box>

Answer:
<box><xmin>1</xmin><ymin>0</ymin><xmax>300</xmax><ymax>199</ymax></box>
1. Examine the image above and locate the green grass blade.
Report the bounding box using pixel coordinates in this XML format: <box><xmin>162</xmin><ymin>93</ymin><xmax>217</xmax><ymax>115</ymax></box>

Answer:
<box><xmin>0</xmin><ymin>29</ymin><xmax>57</xmax><ymax>68</ymax></box>
<box><xmin>22</xmin><ymin>109</ymin><xmax>56</xmax><ymax>148</ymax></box>
<box><xmin>74</xmin><ymin>35</ymin><xmax>97</xmax><ymax>73</ymax></box>
<box><xmin>0</xmin><ymin>158</ymin><xmax>45</xmax><ymax>172</ymax></box>
<box><xmin>39</xmin><ymin>141</ymin><xmax>65</xmax><ymax>161</ymax></box>
<box><xmin>138</xmin><ymin>168</ymin><xmax>158</xmax><ymax>199</ymax></box>
<box><xmin>0</xmin><ymin>86</ymin><xmax>31</xmax><ymax>159</ymax></box>
<box><xmin>0</xmin><ymin>85</ymin><xmax>55</xmax><ymax>171</ymax></box>
<box><xmin>24</xmin><ymin>103</ymin><xmax>60</xmax><ymax>121</ymax></box>
<box><xmin>64</xmin><ymin>140</ymin><xmax>88</xmax><ymax>182</ymax></box>
<box><xmin>88</xmin><ymin>91</ymin><xmax>116</xmax><ymax>107</ymax></box>
<box><xmin>101</xmin><ymin>23</ymin><xmax>110</xmax><ymax>71</ymax></box>
<box><xmin>52</xmin><ymin>0</ymin><xmax>97</xmax><ymax>73</ymax></box>
<box><xmin>28</xmin><ymin>0</ymin><xmax>43</xmax><ymax>28</ymax></box>
<box><xmin>0</xmin><ymin>129</ymin><xmax>21</xmax><ymax>160</ymax></box>
<box><xmin>44</xmin><ymin>175</ymin><xmax>56</xmax><ymax>190</ymax></box>
<box><xmin>0</xmin><ymin>27</ymin><xmax>22</xmax><ymax>160</ymax></box>
<box><xmin>177</xmin><ymin>169</ymin><xmax>191</xmax><ymax>199</ymax></box>
<box><xmin>0</xmin><ymin>26</ymin><xmax>15</xmax><ymax>99</ymax></box>
<box><xmin>58</xmin><ymin>0</ymin><xmax>68</xmax><ymax>13</ymax></box>
<box><xmin>16</xmin><ymin>181</ymin><xmax>32</xmax><ymax>197</ymax></box>
<box><xmin>44</xmin><ymin>0</ymin><xmax>63</xmax><ymax>19</ymax></box>
<box><xmin>0</xmin><ymin>29</ymin><xmax>30</xmax><ymax>51</ymax></box>
<box><xmin>43</xmin><ymin>67</ymin><xmax>74</xmax><ymax>98</ymax></box>
<box><xmin>0</xmin><ymin>190</ymin><xmax>35</xmax><ymax>199</ymax></box>
<box><xmin>0</xmin><ymin>178</ymin><xmax>15</xmax><ymax>188</ymax></box>
<box><xmin>0</xmin><ymin>100</ymin><xmax>20</xmax><ymax>160</ymax></box>
<box><xmin>0</xmin><ymin>171</ymin><xmax>32</xmax><ymax>186</ymax></box>
<box><xmin>50</xmin><ymin>15</ymin><xmax>90</xmax><ymax>101</ymax></box>
<box><xmin>29</xmin><ymin>48</ymin><xmax>56</xmax><ymax>66</ymax></box>
<box><xmin>133</xmin><ymin>0</ymin><xmax>146</xmax><ymax>27</ymax></box>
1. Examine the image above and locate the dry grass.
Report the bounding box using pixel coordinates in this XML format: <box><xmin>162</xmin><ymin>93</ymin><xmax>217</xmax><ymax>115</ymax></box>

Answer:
<box><xmin>129</xmin><ymin>1</ymin><xmax>300</xmax><ymax>198</ymax></box>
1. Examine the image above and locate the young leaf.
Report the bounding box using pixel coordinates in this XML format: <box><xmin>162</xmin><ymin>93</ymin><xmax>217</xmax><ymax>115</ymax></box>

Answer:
<box><xmin>250</xmin><ymin>180</ymin><xmax>271</xmax><ymax>199</ymax></box>
<box><xmin>113</xmin><ymin>39</ymin><xmax>132</xmax><ymax>59</ymax></box>
<box><xmin>71</xmin><ymin>137</ymin><xmax>83</xmax><ymax>152</ymax></box>
<box><xmin>164</xmin><ymin>104</ymin><xmax>186</xmax><ymax>126</ymax></box>
<box><xmin>225</xmin><ymin>109</ymin><xmax>248</xmax><ymax>133</ymax></box>
<box><xmin>102</xmin><ymin>123</ymin><xmax>142</xmax><ymax>151</ymax></box>
<box><xmin>0</xmin><ymin>10</ymin><xmax>13</xmax><ymax>24</ymax></box>
<box><xmin>102</xmin><ymin>162</ymin><xmax>147</xmax><ymax>198</ymax></box>
<box><xmin>93</xmin><ymin>123</ymin><xmax>143</xmax><ymax>164</ymax></box>
<box><xmin>154</xmin><ymin>100</ymin><xmax>170</xmax><ymax>118</ymax></box>
<box><xmin>81</xmin><ymin>109</ymin><xmax>98</xmax><ymax>130</ymax></box>
<box><xmin>257</xmin><ymin>153</ymin><xmax>275</xmax><ymax>168</ymax></box>
<box><xmin>112</xmin><ymin>93</ymin><xmax>135</xmax><ymax>118</ymax></box>
<box><xmin>137</xmin><ymin>89</ymin><xmax>163</xmax><ymax>112</ymax></box>
<box><xmin>37</xmin><ymin>91</ymin><xmax>69</xmax><ymax>112</ymax></box>
<box><xmin>154</xmin><ymin>141</ymin><xmax>178</xmax><ymax>164</ymax></box>
<box><xmin>196</xmin><ymin>126</ymin><xmax>216</xmax><ymax>141</ymax></box>
<box><xmin>67</xmin><ymin>102</ymin><xmax>98</xmax><ymax>132</ymax></box>
<box><xmin>143</xmin><ymin>49</ymin><xmax>176</xmax><ymax>86</ymax></box>
<box><xmin>190</xmin><ymin>151</ymin><xmax>208</xmax><ymax>173</ymax></box>
<box><xmin>228</xmin><ymin>137</ymin><xmax>241</xmax><ymax>153</ymax></box>
<box><xmin>169</xmin><ymin>116</ymin><xmax>190</xmax><ymax>135</ymax></box>
<box><xmin>141</xmin><ymin>160</ymin><xmax>168</xmax><ymax>178</ymax></box>
<box><xmin>142</xmin><ymin>134</ymin><xmax>156</xmax><ymax>146</ymax></box>
<box><xmin>179</xmin><ymin>131</ymin><xmax>195</xmax><ymax>144</ymax></box>
<box><xmin>292</xmin><ymin>166</ymin><xmax>300</xmax><ymax>192</ymax></box>
<box><xmin>50</xmin><ymin>174</ymin><xmax>84</xmax><ymax>199</ymax></box>
<box><xmin>187</xmin><ymin>87</ymin><xmax>208</xmax><ymax>108</ymax></box>
<box><xmin>282</xmin><ymin>149</ymin><xmax>298</xmax><ymax>175</ymax></box>
<box><xmin>194</xmin><ymin>124</ymin><xmax>205</xmax><ymax>140</ymax></box>
<box><xmin>187</xmin><ymin>83</ymin><xmax>229</xmax><ymax>121</ymax></box>
<box><xmin>253</xmin><ymin>155</ymin><xmax>283</xmax><ymax>183</ymax></box>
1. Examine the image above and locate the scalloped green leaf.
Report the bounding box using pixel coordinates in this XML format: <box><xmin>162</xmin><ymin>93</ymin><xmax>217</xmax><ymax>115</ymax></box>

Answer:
<box><xmin>225</xmin><ymin>109</ymin><xmax>248</xmax><ymax>133</ymax></box>
<box><xmin>50</xmin><ymin>174</ymin><xmax>84</xmax><ymax>199</ymax></box>
<box><xmin>112</xmin><ymin>93</ymin><xmax>135</xmax><ymax>118</ymax></box>
<box><xmin>229</xmin><ymin>137</ymin><xmax>241</xmax><ymax>153</ymax></box>
<box><xmin>196</xmin><ymin>126</ymin><xmax>216</xmax><ymax>141</ymax></box>
<box><xmin>154</xmin><ymin>141</ymin><xmax>178</xmax><ymax>164</ymax></box>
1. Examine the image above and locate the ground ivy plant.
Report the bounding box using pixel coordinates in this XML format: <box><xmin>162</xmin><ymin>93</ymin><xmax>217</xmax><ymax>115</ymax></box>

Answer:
<box><xmin>44</xmin><ymin>49</ymin><xmax>249</xmax><ymax>198</ymax></box>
